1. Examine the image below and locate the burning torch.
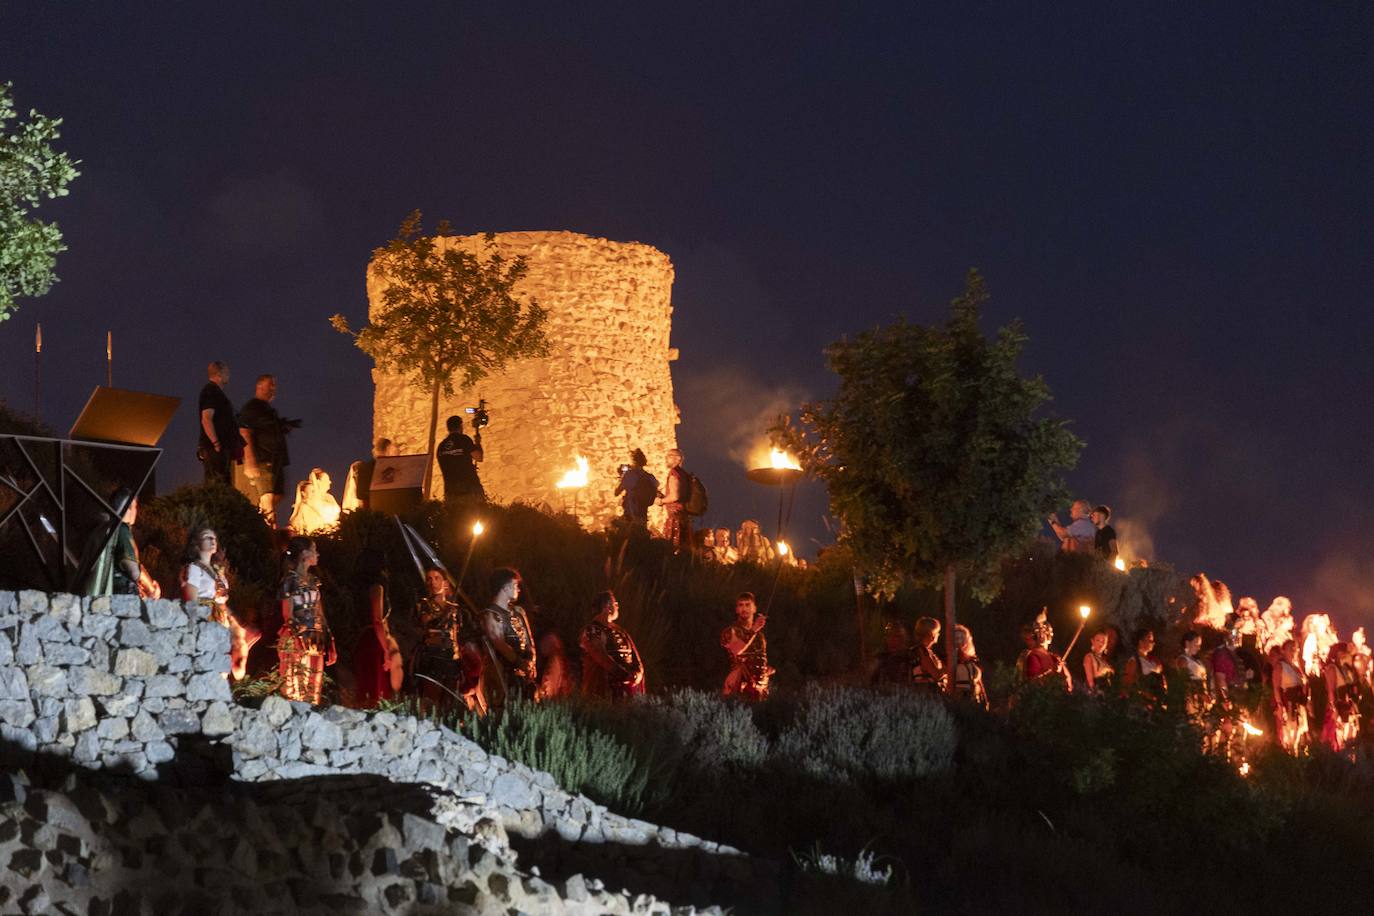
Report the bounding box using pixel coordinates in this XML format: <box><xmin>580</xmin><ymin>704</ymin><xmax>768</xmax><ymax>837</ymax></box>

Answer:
<box><xmin>456</xmin><ymin>520</ymin><xmax>484</xmax><ymax>592</ymax></box>
<box><xmin>1062</xmin><ymin>604</ymin><xmax>1092</xmax><ymax>658</ymax></box>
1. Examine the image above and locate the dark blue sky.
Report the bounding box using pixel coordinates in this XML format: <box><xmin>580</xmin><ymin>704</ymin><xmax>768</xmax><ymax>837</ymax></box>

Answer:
<box><xmin>4</xmin><ymin>3</ymin><xmax>1372</xmax><ymax>622</ymax></box>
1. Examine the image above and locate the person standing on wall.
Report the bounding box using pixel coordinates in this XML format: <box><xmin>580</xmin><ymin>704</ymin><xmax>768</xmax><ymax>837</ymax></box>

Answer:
<box><xmin>198</xmin><ymin>361</ymin><xmax>242</xmax><ymax>485</ymax></box>
<box><xmin>237</xmin><ymin>373</ymin><xmax>296</xmax><ymax>527</ymax></box>
<box><xmin>437</xmin><ymin>415</ymin><xmax>485</xmax><ymax>505</ymax></box>
<box><xmin>613</xmin><ymin>448</ymin><xmax>658</xmax><ymax>528</ymax></box>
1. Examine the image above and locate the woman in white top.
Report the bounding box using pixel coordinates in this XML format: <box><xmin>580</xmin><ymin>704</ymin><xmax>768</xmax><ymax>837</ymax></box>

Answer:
<box><xmin>1272</xmin><ymin>639</ymin><xmax>1309</xmax><ymax>754</ymax></box>
<box><xmin>179</xmin><ymin>528</ymin><xmax>255</xmax><ymax>680</ymax></box>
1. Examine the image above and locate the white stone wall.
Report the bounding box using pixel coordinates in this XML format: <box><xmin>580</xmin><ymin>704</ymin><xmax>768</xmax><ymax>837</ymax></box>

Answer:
<box><xmin>367</xmin><ymin>231</ymin><xmax>680</xmax><ymax>530</ymax></box>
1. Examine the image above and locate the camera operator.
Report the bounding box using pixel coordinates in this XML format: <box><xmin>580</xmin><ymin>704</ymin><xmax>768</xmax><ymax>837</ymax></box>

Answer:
<box><xmin>237</xmin><ymin>373</ymin><xmax>299</xmax><ymax>527</ymax></box>
<box><xmin>614</xmin><ymin>448</ymin><xmax>658</xmax><ymax>528</ymax></box>
<box><xmin>437</xmin><ymin>414</ymin><xmax>485</xmax><ymax>505</ymax></box>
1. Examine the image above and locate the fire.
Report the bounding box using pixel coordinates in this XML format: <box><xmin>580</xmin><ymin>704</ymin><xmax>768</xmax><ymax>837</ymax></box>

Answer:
<box><xmin>471</xmin><ymin>521</ymin><xmax>485</xmax><ymax>537</ymax></box>
<box><xmin>1242</xmin><ymin>722</ymin><xmax>1263</xmax><ymax>737</ymax></box>
<box><xmin>1114</xmin><ymin>557</ymin><xmax>1126</xmax><ymax>572</ymax></box>
<box><xmin>1078</xmin><ymin>604</ymin><xmax>1091</xmax><ymax>620</ymax></box>
<box><xmin>769</xmin><ymin>448</ymin><xmax>802</xmax><ymax>470</ymax></box>
<box><xmin>777</xmin><ymin>540</ymin><xmax>790</xmax><ymax>557</ymax></box>
<box><xmin>554</xmin><ymin>455</ymin><xmax>590</xmax><ymax>489</ymax></box>
<box><xmin>1239</xmin><ymin>762</ymin><xmax>1251</xmax><ymax>777</ymax></box>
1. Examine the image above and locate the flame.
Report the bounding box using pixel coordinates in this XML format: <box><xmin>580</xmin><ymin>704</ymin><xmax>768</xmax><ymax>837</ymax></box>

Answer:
<box><xmin>1239</xmin><ymin>762</ymin><xmax>1251</xmax><ymax>777</ymax></box>
<box><xmin>1242</xmin><ymin>722</ymin><xmax>1263</xmax><ymax>737</ymax></box>
<box><xmin>769</xmin><ymin>448</ymin><xmax>802</xmax><ymax>470</ymax></box>
<box><xmin>471</xmin><ymin>521</ymin><xmax>485</xmax><ymax>537</ymax></box>
<box><xmin>1078</xmin><ymin>605</ymin><xmax>1091</xmax><ymax>620</ymax></box>
<box><xmin>555</xmin><ymin>455</ymin><xmax>590</xmax><ymax>489</ymax></box>
<box><xmin>777</xmin><ymin>540</ymin><xmax>790</xmax><ymax>557</ymax></box>
<box><xmin>1114</xmin><ymin>557</ymin><xmax>1126</xmax><ymax>572</ymax></box>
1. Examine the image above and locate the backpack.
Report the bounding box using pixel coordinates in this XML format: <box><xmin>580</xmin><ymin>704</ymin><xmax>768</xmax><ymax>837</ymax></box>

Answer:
<box><xmin>681</xmin><ymin>469</ymin><xmax>708</xmax><ymax>517</ymax></box>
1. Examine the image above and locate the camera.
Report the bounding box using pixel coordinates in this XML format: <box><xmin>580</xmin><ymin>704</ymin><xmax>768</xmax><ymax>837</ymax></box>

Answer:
<box><xmin>617</xmin><ymin>463</ymin><xmax>632</xmax><ymax>477</ymax></box>
<box><xmin>465</xmin><ymin>398</ymin><xmax>490</xmax><ymax>430</ymax></box>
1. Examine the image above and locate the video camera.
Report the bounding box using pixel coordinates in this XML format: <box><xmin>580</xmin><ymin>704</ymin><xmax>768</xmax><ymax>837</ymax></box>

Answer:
<box><xmin>465</xmin><ymin>399</ymin><xmax>490</xmax><ymax>430</ymax></box>
<box><xmin>617</xmin><ymin>463</ymin><xmax>632</xmax><ymax>477</ymax></box>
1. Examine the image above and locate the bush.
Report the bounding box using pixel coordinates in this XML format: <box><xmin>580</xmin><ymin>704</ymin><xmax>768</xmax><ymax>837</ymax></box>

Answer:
<box><xmin>461</xmin><ymin>697</ymin><xmax>656</xmax><ymax>814</ymax></box>
<box><xmin>773</xmin><ymin>684</ymin><xmax>957</xmax><ymax>785</ymax></box>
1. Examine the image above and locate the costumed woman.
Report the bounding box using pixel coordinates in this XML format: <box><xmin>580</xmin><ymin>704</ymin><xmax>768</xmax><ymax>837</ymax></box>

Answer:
<box><xmin>1082</xmin><ymin>628</ymin><xmax>1115</xmax><ymax>694</ymax></box>
<box><xmin>952</xmin><ymin>624</ymin><xmax>987</xmax><ymax>708</ymax></box>
<box><xmin>1272</xmin><ymin>639</ymin><xmax>1309</xmax><ymax>754</ymax></box>
<box><xmin>413</xmin><ymin>565</ymin><xmax>485</xmax><ymax>714</ymax></box>
<box><xmin>277</xmin><ymin>536</ymin><xmax>335</xmax><ymax>704</ymax></box>
<box><xmin>179</xmin><ymin>527</ymin><xmax>257</xmax><ymax>680</ymax></box>
<box><xmin>350</xmin><ymin>548</ymin><xmax>403</xmax><ymax>708</ymax></box>
<box><xmin>911</xmin><ymin>617</ymin><xmax>946</xmax><ymax>692</ymax></box>
<box><xmin>1121</xmin><ymin>627</ymin><xmax>1164</xmax><ymax>703</ymax></box>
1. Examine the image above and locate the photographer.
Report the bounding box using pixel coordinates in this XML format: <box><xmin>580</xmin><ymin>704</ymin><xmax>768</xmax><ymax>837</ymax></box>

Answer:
<box><xmin>613</xmin><ymin>448</ymin><xmax>658</xmax><ymax>527</ymax></box>
<box><xmin>437</xmin><ymin>414</ymin><xmax>485</xmax><ymax>505</ymax></box>
<box><xmin>237</xmin><ymin>374</ymin><xmax>299</xmax><ymax>527</ymax></box>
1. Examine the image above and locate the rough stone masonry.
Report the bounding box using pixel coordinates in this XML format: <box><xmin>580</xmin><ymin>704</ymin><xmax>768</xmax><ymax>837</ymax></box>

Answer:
<box><xmin>367</xmin><ymin>231</ymin><xmax>681</xmax><ymax>531</ymax></box>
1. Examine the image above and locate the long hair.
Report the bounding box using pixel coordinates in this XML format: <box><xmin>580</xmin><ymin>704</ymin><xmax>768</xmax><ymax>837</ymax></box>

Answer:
<box><xmin>282</xmin><ymin>536</ymin><xmax>315</xmax><ymax>577</ymax></box>
<box><xmin>182</xmin><ymin>527</ymin><xmax>221</xmax><ymax>565</ymax></box>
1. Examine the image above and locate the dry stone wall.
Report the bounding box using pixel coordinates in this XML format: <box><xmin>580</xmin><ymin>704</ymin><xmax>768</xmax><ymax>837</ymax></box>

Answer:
<box><xmin>0</xmin><ymin>591</ymin><xmax>772</xmax><ymax>911</ymax></box>
<box><xmin>368</xmin><ymin>231</ymin><xmax>680</xmax><ymax>530</ymax></box>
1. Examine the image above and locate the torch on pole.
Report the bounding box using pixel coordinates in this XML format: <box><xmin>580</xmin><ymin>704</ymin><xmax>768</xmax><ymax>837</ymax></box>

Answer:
<box><xmin>456</xmin><ymin>520</ymin><xmax>484</xmax><ymax>592</ymax></box>
<box><xmin>106</xmin><ymin>330</ymin><xmax>112</xmax><ymax>388</ymax></box>
<box><xmin>34</xmin><ymin>323</ymin><xmax>41</xmax><ymax>425</ymax></box>
<box><xmin>1062</xmin><ymin>604</ymin><xmax>1093</xmax><ymax>659</ymax></box>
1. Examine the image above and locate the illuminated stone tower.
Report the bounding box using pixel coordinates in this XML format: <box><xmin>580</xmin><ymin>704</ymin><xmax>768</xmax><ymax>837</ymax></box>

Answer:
<box><xmin>367</xmin><ymin>231</ymin><xmax>679</xmax><ymax>530</ymax></box>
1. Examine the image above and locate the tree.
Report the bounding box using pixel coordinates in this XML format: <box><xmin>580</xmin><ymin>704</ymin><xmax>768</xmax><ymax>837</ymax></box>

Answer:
<box><xmin>332</xmin><ymin>212</ymin><xmax>550</xmax><ymax>498</ymax></box>
<box><xmin>1</xmin><ymin>82</ymin><xmax>80</xmax><ymax>321</ymax></box>
<box><xmin>773</xmin><ymin>270</ymin><xmax>1082</xmax><ymax>688</ymax></box>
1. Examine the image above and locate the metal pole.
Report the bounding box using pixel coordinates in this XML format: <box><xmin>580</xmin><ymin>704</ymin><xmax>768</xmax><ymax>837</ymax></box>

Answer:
<box><xmin>106</xmin><ymin>330</ymin><xmax>113</xmax><ymax>388</ymax></box>
<box><xmin>34</xmin><ymin>323</ymin><xmax>41</xmax><ymax>424</ymax></box>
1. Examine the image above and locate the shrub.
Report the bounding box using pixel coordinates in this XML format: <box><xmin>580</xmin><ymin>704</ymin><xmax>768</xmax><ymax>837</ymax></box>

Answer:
<box><xmin>461</xmin><ymin>697</ymin><xmax>656</xmax><ymax>814</ymax></box>
<box><xmin>774</xmin><ymin>684</ymin><xmax>957</xmax><ymax>785</ymax></box>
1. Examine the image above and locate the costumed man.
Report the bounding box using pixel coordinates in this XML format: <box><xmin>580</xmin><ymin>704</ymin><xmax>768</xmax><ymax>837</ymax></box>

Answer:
<box><xmin>413</xmin><ymin>566</ymin><xmax>485</xmax><ymax>714</ymax></box>
<box><xmin>654</xmin><ymin>448</ymin><xmax>691</xmax><ymax>553</ymax></box>
<box><xmin>1016</xmin><ymin>608</ymin><xmax>1071</xmax><ymax>691</ymax></box>
<box><xmin>84</xmin><ymin>489</ymin><xmax>161</xmax><ymax>599</ymax></box>
<box><xmin>579</xmin><ymin>590</ymin><xmax>646</xmax><ymax>700</ymax></box>
<box><xmin>480</xmin><ymin>567</ymin><xmax>537</xmax><ymax>711</ymax></box>
<box><xmin>721</xmin><ymin>591</ymin><xmax>774</xmax><ymax>701</ymax></box>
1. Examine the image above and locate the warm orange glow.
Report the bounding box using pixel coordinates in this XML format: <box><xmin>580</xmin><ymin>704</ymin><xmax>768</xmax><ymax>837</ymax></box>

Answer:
<box><xmin>1242</xmin><ymin>722</ymin><xmax>1263</xmax><ymax>737</ymax></box>
<box><xmin>471</xmin><ymin>521</ymin><xmax>485</xmax><ymax>537</ymax></box>
<box><xmin>1078</xmin><ymin>605</ymin><xmax>1091</xmax><ymax>620</ymax></box>
<box><xmin>777</xmin><ymin>540</ymin><xmax>790</xmax><ymax>556</ymax></box>
<box><xmin>1114</xmin><ymin>557</ymin><xmax>1126</xmax><ymax>572</ymax></box>
<box><xmin>554</xmin><ymin>455</ymin><xmax>590</xmax><ymax>489</ymax></box>
<box><xmin>769</xmin><ymin>448</ymin><xmax>802</xmax><ymax>470</ymax></box>
<box><xmin>1239</xmin><ymin>762</ymin><xmax>1251</xmax><ymax>777</ymax></box>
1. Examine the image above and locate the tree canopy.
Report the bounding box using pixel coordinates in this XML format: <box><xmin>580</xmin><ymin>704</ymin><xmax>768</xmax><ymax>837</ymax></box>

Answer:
<box><xmin>0</xmin><ymin>82</ymin><xmax>80</xmax><ymax>321</ymax></box>
<box><xmin>332</xmin><ymin>212</ymin><xmax>550</xmax><ymax>495</ymax></box>
<box><xmin>774</xmin><ymin>269</ymin><xmax>1082</xmax><ymax>602</ymax></box>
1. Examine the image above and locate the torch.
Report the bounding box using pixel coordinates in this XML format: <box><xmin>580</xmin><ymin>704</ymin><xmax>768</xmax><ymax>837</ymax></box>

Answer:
<box><xmin>1062</xmin><ymin>604</ymin><xmax>1092</xmax><ymax>659</ymax></box>
<box><xmin>456</xmin><ymin>520</ymin><xmax>484</xmax><ymax>591</ymax></box>
<box><xmin>106</xmin><ymin>330</ymin><xmax>113</xmax><ymax>388</ymax></box>
<box><xmin>745</xmin><ymin>448</ymin><xmax>804</xmax><ymax>553</ymax></box>
<box><xmin>554</xmin><ymin>455</ymin><xmax>590</xmax><ymax>521</ymax></box>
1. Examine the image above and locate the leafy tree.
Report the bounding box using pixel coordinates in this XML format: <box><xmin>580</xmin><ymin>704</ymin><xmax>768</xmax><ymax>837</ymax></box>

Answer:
<box><xmin>332</xmin><ymin>212</ymin><xmax>549</xmax><ymax>497</ymax></box>
<box><xmin>1</xmin><ymin>82</ymin><xmax>80</xmax><ymax>321</ymax></box>
<box><xmin>773</xmin><ymin>270</ymin><xmax>1082</xmax><ymax>683</ymax></box>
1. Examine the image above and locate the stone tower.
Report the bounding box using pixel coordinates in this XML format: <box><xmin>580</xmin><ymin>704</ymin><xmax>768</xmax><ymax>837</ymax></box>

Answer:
<box><xmin>367</xmin><ymin>231</ymin><xmax>679</xmax><ymax>530</ymax></box>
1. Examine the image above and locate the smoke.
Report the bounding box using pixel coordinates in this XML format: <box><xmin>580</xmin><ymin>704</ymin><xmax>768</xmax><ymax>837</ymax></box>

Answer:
<box><xmin>1307</xmin><ymin>553</ymin><xmax>1374</xmax><ymax>633</ymax></box>
<box><xmin>676</xmin><ymin>365</ymin><xmax>810</xmax><ymax>469</ymax></box>
<box><xmin>1108</xmin><ymin>448</ymin><xmax>1174</xmax><ymax>563</ymax></box>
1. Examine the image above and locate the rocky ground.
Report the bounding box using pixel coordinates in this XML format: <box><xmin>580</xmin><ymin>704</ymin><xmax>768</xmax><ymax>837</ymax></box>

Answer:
<box><xmin>0</xmin><ymin>768</ymin><xmax>722</xmax><ymax>915</ymax></box>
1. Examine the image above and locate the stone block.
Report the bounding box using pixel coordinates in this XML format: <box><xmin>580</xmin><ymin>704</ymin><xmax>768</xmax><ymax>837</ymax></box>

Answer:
<box><xmin>68</xmin><ymin>666</ymin><xmax>122</xmax><ymax>696</ymax></box>
<box><xmin>490</xmin><ymin>773</ymin><xmax>541</xmax><ymax>811</ymax></box>
<box><xmin>146</xmin><ymin>599</ymin><xmax>188</xmax><ymax>629</ymax></box>
<box><xmin>99</xmin><ymin>691</ymin><xmax>139</xmax><ymax>717</ymax></box>
<box><xmin>201</xmin><ymin>701</ymin><xmax>235</xmax><ymax>737</ymax></box>
<box><xmin>63</xmin><ymin>697</ymin><xmax>97</xmax><ymax>733</ymax></box>
<box><xmin>96</xmin><ymin>716</ymin><xmax>129</xmax><ymax>741</ymax></box>
<box><xmin>197</xmin><ymin>622</ymin><xmax>231</xmax><ymax>655</ymax></box>
<box><xmin>30</xmin><ymin>613</ymin><xmax>68</xmax><ymax>642</ymax></box>
<box><xmin>0</xmin><ymin>668</ymin><xmax>28</xmax><ymax>700</ymax></box>
<box><xmin>195</xmin><ymin>649</ymin><xmax>231</xmax><ymax>675</ymax></box>
<box><xmin>73</xmin><ymin>730</ymin><xmax>100</xmax><ymax>763</ymax></box>
<box><xmin>143</xmin><ymin>674</ymin><xmax>183</xmax><ymax>698</ymax></box>
<box><xmin>43</xmin><ymin>643</ymin><xmax>90</xmax><ymax>666</ymax></box>
<box><xmin>16</xmin><ymin>625</ymin><xmax>42</xmax><ymax>664</ymax></box>
<box><xmin>0</xmin><ymin>630</ymin><xmax>11</xmax><ymax>666</ymax></box>
<box><xmin>187</xmin><ymin>672</ymin><xmax>231</xmax><ymax>702</ymax></box>
<box><xmin>32</xmin><ymin>714</ymin><xmax>58</xmax><ymax>743</ymax></box>
<box><xmin>131</xmin><ymin>709</ymin><xmax>163</xmax><ymax>742</ymax></box>
<box><xmin>0</xmin><ymin>698</ymin><xmax>35</xmax><ymax>727</ymax></box>
<box><xmin>302</xmin><ymin>713</ymin><xmax>343</xmax><ymax>751</ymax></box>
<box><xmin>113</xmin><ymin>648</ymin><xmax>158</xmax><ymax>677</ymax></box>
<box><xmin>49</xmin><ymin>593</ymin><xmax>82</xmax><ymax>628</ymax></box>
<box><xmin>108</xmin><ymin>594</ymin><xmax>142</xmax><ymax>618</ymax></box>
<box><xmin>262</xmin><ymin>694</ymin><xmax>293</xmax><ymax>727</ymax></box>
<box><xmin>158</xmin><ymin>708</ymin><xmax>200</xmax><ymax>735</ymax></box>
<box><xmin>145</xmin><ymin>740</ymin><xmax>175</xmax><ymax>764</ymax></box>
<box><xmin>28</xmin><ymin>665</ymin><xmax>68</xmax><ymax>697</ymax></box>
<box><xmin>236</xmin><ymin>719</ymin><xmax>277</xmax><ymax>759</ymax></box>
<box><xmin>18</xmin><ymin>590</ymin><xmax>49</xmax><ymax>615</ymax></box>
<box><xmin>82</xmin><ymin>611</ymin><xmax>118</xmax><ymax>642</ymax></box>
<box><xmin>118</xmin><ymin>619</ymin><xmax>152</xmax><ymax>646</ymax></box>
<box><xmin>146</xmin><ymin>630</ymin><xmax>183</xmax><ymax>667</ymax></box>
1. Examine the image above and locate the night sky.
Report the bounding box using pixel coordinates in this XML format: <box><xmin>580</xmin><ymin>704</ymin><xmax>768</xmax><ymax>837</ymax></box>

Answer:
<box><xmin>4</xmin><ymin>3</ymin><xmax>1372</xmax><ymax>623</ymax></box>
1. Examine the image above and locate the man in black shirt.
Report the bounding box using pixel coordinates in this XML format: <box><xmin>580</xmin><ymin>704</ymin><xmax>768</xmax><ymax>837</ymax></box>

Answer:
<box><xmin>198</xmin><ymin>361</ymin><xmax>241</xmax><ymax>485</ymax></box>
<box><xmin>436</xmin><ymin>415</ymin><xmax>484</xmax><ymax>504</ymax></box>
<box><xmin>1092</xmin><ymin>504</ymin><xmax>1119</xmax><ymax>560</ymax></box>
<box><xmin>237</xmin><ymin>374</ymin><xmax>295</xmax><ymax>526</ymax></box>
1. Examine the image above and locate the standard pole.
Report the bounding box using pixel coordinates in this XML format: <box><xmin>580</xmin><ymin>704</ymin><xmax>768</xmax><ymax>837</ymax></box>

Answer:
<box><xmin>106</xmin><ymin>330</ymin><xmax>113</xmax><ymax>388</ymax></box>
<box><xmin>34</xmin><ymin>323</ymin><xmax>41</xmax><ymax>424</ymax></box>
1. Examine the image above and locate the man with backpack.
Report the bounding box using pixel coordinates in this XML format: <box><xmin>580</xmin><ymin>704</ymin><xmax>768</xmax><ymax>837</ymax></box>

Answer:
<box><xmin>655</xmin><ymin>448</ymin><xmax>694</xmax><ymax>554</ymax></box>
<box><xmin>614</xmin><ymin>448</ymin><xmax>659</xmax><ymax>528</ymax></box>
